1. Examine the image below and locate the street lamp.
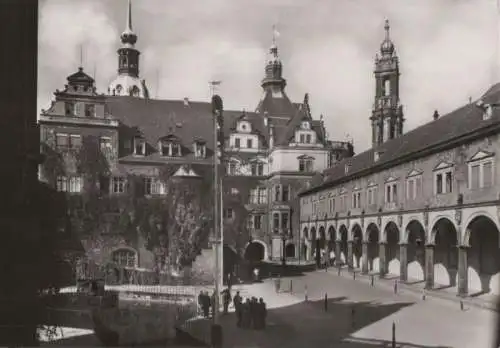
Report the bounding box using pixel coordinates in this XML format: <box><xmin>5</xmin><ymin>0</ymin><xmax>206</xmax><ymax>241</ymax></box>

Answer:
<box><xmin>281</xmin><ymin>229</ymin><xmax>287</xmax><ymax>273</ymax></box>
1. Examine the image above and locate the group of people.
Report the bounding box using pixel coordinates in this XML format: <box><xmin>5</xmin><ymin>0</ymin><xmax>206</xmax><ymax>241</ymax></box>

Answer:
<box><xmin>197</xmin><ymin>288</ymin><xmax>268</xmax><ymax>330</ymax></box>
<box><xmin>232</xmin><ymin>291</ymin><xmax>267</xmax><ymax>330</ymax></box>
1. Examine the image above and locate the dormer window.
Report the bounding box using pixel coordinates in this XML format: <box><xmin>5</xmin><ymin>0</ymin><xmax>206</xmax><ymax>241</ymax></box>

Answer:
<box><xmin>134</xmin><ymin>137</ymin><xmax>146</xmax><ymax>156</ymax></box>
<box><xmin>194</xmin><ymin>141</ymin><xmax>206</xmax><ymax>158</ymax></box>
<box><xmin>301</xmin><ymin>121</ymin><xmax>310</xmax><ymax>129</ymax></box>
<box><xmin>160</xmin><ymin>140</ymin><xmax>181</xmax><ymax>157</ymax></box>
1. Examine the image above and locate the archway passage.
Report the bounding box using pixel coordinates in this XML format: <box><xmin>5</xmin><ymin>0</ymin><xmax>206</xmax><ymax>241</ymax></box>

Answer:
<box><xmin>317</xmin><ymin>226</ymin><xmax>326</xmax><ymax>267</ymax></box>
<box><xmin>406</xmin><ymin>220</ymin><xmax>426</xmax><ymax>282</ymax></box>
<box><xmin>466</xmin><ymin>215</ymin><xmax>500</xmax><ymax>295</ymax></box>
<box><xmin>285</xmin><ymin>244</ymin><xmax>296</xmax><ymax>258</ymax></box>
<box><xmin>384</xmin><ymin>221</ymin><xmax>400</xmax><ymax>276</ymax></box>
<box><xmin>310</xmin><ymin>227</ymin><xmax>317</xmax><ymax>261</ymax></box>
<box><xmin>223</xmin><ymin>244</ymin><xmax>239</xmax><ymax>285</ymax></box>
<box><xmin>327</xmin><ymin>226</ymin><xmax>336</xmax><ymax>257</ymax></box>
<box><xmin>339</xmin><ymin>225</ymin><xmax>348</xmax><ymax>266</ymax></box>
<box><xmin>244</xmin><ymin>242</ymin><xmax>265</xmax><ymax>263</ymax></box>
<box><xmin>352</xmin><ymin>225</ymin><xmax>363</xmax><ymax>269</ymax></box>
<box><xmin>367</xmin><ymin>223</ymin><xmax>380</xmax><ymax>273</ymax></box>
<box><xmin>432</xmin><ymin>218</ymin><xmax>458</xmax><ymax>289</ymax></box>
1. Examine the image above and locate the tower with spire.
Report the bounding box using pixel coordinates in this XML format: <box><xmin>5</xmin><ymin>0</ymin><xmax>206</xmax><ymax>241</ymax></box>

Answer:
<box><xmin>108</xmin><ymin>0</ymin><xmax>149</xmax><ymax>98</ymax></box>
<box><xmin>370</xmin><ymin>19</ymin><xmax>404</xmax><ymax>148</ymax></box>
<box><xmin>261</xmin><ymin>27</ymin><xmax>286</xmax><ymax>94</ymax></box>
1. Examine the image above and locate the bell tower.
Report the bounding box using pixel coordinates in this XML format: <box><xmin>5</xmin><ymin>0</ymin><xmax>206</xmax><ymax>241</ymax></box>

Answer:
<box><xmin>370</xmin><ymin>19</ymin><xmax>404</xmax><ymax>148</ymax></box>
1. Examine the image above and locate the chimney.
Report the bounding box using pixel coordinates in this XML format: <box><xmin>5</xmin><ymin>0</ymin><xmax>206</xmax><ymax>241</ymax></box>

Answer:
<box><xmin>183</xmin><ymin>97</ymin><xmax>189</xmax><ymax>106</ymax></box>
<box><xmin>433</xmin><ymin>110</ymin><xmax>439</xmax><ymax>120</ymax></box>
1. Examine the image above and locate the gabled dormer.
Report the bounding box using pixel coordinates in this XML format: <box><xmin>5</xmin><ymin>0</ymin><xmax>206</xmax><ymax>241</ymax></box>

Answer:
<box><xmin>159</xmin><ymin>134</ymin><xmax>182</xmax><ymax>157</ymax></box>
<box><xmin>295</xmin><ymin>118</ymin><xmax>316</xmax><ymax>145</ymax></box>
<box><xmin>193</xmin><ymin>138</ymin><xmax>206</xmax><ymax>158</ymax></box>
<box><xmin>236</xmin><ymin>112</ymin><xmax>252</xmax><ymax>133</ymax></box>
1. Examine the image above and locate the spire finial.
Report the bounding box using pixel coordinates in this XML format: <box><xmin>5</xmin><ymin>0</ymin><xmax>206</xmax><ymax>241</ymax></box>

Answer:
<box><xmin>127</xmin><ymin>0</ymin><xmax>133</xmax><ymax>31</ymax></box>
<box><xmin>79</xmin><ymin>44</ymin><xmax>83</xmax><ymax>69</ymax></box>
<box><xmin>384</xmin><ymin>19</ymin><xmax>390</xmax><ymax>39</ymax></box>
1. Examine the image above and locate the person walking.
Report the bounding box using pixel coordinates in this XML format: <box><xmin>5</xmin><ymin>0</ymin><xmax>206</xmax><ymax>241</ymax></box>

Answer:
<box><xmin>233</xmin><ymin>291</ymin><xmax>242</xmax><ymax>327</ymax></box>
<box><xmin>242</xmin><ymin>299</ymin><xmax>251</xmax><ymax>329</ymax></box>
<box><xmin>222</xmin><ymin>288</ymin><xmax>231</xmax><ymax>315</ymax></box>
<box><xmin>202</xmin><ymin>291</ymin><xmax>210</xmax><ymax>318</ymax></box>
<box><xmin>259</xmin><ymin>297</ymin><xmax>267</xmax><ymax>329</ymax></box>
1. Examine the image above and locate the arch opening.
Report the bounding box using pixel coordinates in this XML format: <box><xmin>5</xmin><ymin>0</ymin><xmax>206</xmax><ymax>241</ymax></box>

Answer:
<box><xmin>406</xmin><ymin>220</ymin><xmax>426</xmax><ymax>282</ymax></box>
<box><xmin>244</xmin><ymin>241</ymin><xmax>265</xmax><ymax>263</ymax></box>
<box><xmin>352</xmin><ymin>225</ymin><xmax>363</xmax><ymax>269</ymax></box>
<box><xmin>285</xmin><ymin>244</ymin><xmax>296</xmax><ymax>258</ymax></box>
<box><xmin>339</xmin><ymin>225</ymin><xmax>348</xmax><ymax>266</ymax></box>
<box><xmin>367</xmin><ymin>223</ymin><xmax>380</xmax><ymax>273</ymax></box>
<box><xmin>432</xmin><ymin>218</ymin><xmax>458</xmax><ymax>288</ymax></box>
<box><xmin>466</xmin><ymin>215</ymin><xmax>500</xmax><ymax>295</ymax></box>
<box><xmin>384</xmin><ymin>221</ymin><xmax>400</xmax><ymax>276</ymax></box>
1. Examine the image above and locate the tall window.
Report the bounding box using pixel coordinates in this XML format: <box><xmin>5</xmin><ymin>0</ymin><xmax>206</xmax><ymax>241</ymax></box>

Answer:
<box><xmin>161</xmin><ymin>141</ymin><xmax>173</xmax><ymax>156</ymax></box>
<box><xmin>274</xmin><ymin>185</ymin><xmax>281</xmax><ymax>202</ymax></box>
<box><xmin>251</xmin><ymin>162</ymin><xmax>264</xmax><ymax>176</ymax></box>
<box><xmin>306</xmin><ymin>134</ymin><xmax>311</xmax><ymax>143</ymax></box>
<box><xmin>282</xmin><ymin>185</ymin><xmax>290</xmax><ymax>202</ymax></box>
<box><xmin>299</xmin><ymin>134</ymin><xmax>305</xmax><ymax>143</ymax></box>
<box><xmin>143</xmin><ymin>177</ymin><xmax>164</xmax><ymax>195</ymax></box>
<box><xmin>56</xmin><ymin>176</ymin><xmax>82</xmax><ymax>193</ymax></box>
<box><xmin>329</xmin><ymin>198</ymin><xmax>336</xmax><ymax>213</ymax></box>
<box><xmin>254</xmin><ymin>214</ymin><xmax>262</xmax><ymax>230</ymax></box>
<box><xmin>134</xmin><ymin>137</ymin><xmax>146</xmax><ymax>156</ymax></box>
<box><xmin>69</xmin><ymin>135</ymin><xmax>82</xmax><ymax>149</ymax></box>
<box><xmin>406</xmin><ymin>175</ymin><xmax>422</xmax><ymax>200</ymax></box>
<box><xmin>281</xmin><ymin>212</ymin><xmax>289</xmax><ymax>230</ymax></box>
<box><xmin>469</xmin><ymin>158</ymin><xmax>494</xmax><ymax>189</ymax></box>
<box><xmin>352</xmin><ymin>191</ymin><xmax>362</xmax><ymax>209</ymax></box>
<box><xmin>367</xmin><ymin>186</ymin><xmax>378</xmax><ymax>205</ymax></box>
<box><xmin>194</xmin><ymin>142</ymin><xmax>206</xmax><ymax>158</ymax></box>
<box><xmin>247</xmin><ymin>139</ymin><xmax>253</xmax><ymax>148</ymax></box>
<box><xmin>385</xmin><ymin>182</ymin><xmax>398</xmax><ymax>203</ymax></box>
<box><xmin>84</xmin><ymin>104</ymin><xmax>95</xmax><ymax>117</ymax></box>
<box><xmin>384</xmin><ymin>79</ymin><xmax>391</xmax><ymax>97</ymax></box>
<box><xmin>227</xmin><ymin>161</ymin><xmax>237</xmax><ymax>175</ymax></box>
<box><xmin>250</xmin><ymin>187</ymin><xmax>268</xmax><ymax>204</ymax></box>
<box><xmin>112</xmin><ymin>249</ymin><xmax>136</xmax><ymax>268</ymax></box>
<box><xmin>435</xmin><ymin>168</ymin><xmax>453</xmax><ymax>194</ymax></box>
<box><xmin>273</xmin><ymin>213</ymin><xmax>280</xmax><ymax>230</ymax></box>
<box><xmin>339</xmin><ymin>194</ymin><xmax>347</xmax><ymax>211</ymax></box>
<box><xmin>111</xmin><ymin>177</ymin><xmax>126</xmax><ymax>194</ymax></box>
<box><xmin>55</xmin><ymin>133</ymin><xmax>69</xmax><ymax>149</ymax></box>
<box><xmin>234</xmin><ymin>138</ymin><xmax>241</xmax><ymax>148</ymax></box>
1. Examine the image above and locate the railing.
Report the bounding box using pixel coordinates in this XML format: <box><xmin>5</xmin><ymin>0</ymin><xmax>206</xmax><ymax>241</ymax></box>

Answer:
<box><xmin>39</xmin><ymin>114</ymin><xmax>119</xmax><ymax>127</ymax></box>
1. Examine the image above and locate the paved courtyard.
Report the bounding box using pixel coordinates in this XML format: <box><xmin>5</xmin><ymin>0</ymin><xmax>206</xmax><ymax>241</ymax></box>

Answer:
<box><xmin>203</xmin><ymin>270</ymin><xmax>498</xmax><ymax>348</ymax></box>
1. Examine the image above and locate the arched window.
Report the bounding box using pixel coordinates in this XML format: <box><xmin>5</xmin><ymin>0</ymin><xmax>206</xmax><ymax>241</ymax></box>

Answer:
<box><xmin>384</xmin><ymin>79</ymin><xmax>391</xmax><ymax>97</ymax></box>
<box><xmin>112</xmin><ymin>249</ymin><xmax>137</xmax><ymax>268</ymax></box>
<box><xmin>131</xmin><ymin>85</ymin><xmax>140</xmax><ymax>97</ymax></box>
<box><xmin>115</xmin><ymin>84</ymin><xmax>123</xmax><ymax>95</ymax></box>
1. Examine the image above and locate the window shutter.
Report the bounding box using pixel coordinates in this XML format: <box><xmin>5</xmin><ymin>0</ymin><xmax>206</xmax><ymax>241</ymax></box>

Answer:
<box><xmin>415</xmin><ymin>177</ymin><xmax>422</xmax><ymax>198</ymax></box>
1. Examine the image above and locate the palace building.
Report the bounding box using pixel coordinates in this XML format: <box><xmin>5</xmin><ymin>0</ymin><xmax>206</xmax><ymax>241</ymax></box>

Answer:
<box><xmin>298</xmin><ymin>20</ymin><xmax>500</xmax><ymax>297</ymax></box>
<box><xmin>38</xmin><ymin>0</ymin><xmax>353</xmax><ymax>272</ymax></box>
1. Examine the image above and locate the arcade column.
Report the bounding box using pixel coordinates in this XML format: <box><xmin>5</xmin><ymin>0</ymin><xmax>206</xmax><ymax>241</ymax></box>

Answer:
<box><xmin>425</xmin><ymin>244</ymin><xmax>435</xmax><ymax>290</ymax></box>
<box><xmin>361</xmin><ymin>241</ymin><xmax>369</xmax><ymax>274</ymax></box>
<box><xmin>457</xmin><ymin>245</ymin><xmax>469</xmax><ymax>297</ymax></box>
<box><xmin>379</xmin><ymin>242</ymin><xmax>387</xmax><ymax>278</ymax></box>
<box><xmin>347</xmin><ymin>241</ymin><xmax>354</xmax><ymax>271</ymax></box>
<box><xmin>399</xmin><ymin>243</ymin><xmax>408</xmax><ymax>283</ymax></box>
<box><xmin>335</xmin><ymin>240</ymin><xmax>342</xmax><ymax>267</ymax></box>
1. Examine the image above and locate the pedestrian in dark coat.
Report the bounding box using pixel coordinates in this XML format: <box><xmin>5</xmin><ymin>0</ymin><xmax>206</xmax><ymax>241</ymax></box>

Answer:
<box><xmin>242</xmin><ymin>299</ymin><xmax>251</xmax><ymax>329</ymax></box>
<box><xmin>210</xmin><ymin>291</ymin><xmax>217</xmax><ymax>318</ymax></box>
<box><xmin>250</xmin><ymin>297</ymin><xmax>258</xmax><ymax>329</ymax></box>
<box><xmin>197</xmin><ymin>291</ymin><xmax>204</xmax><ymax>316</ymax></box>
<box><xmin>259</xmin><ymin>297</ymin><xmax>267</xmax><ymax>329</ymax></box>
<box><xmin>233</xmin><ymin>291</ymin><xmax>242</xmax><ymax>327</ymax></box>
<box><xmin>201</xmin><ymin>291</ymin><xmax>210</xmax><ymax>318</ymax></box>
<box><xmin>222</xmin><ymin>289</ymin><xmax>231</xmax><ymax>315</ymax></box>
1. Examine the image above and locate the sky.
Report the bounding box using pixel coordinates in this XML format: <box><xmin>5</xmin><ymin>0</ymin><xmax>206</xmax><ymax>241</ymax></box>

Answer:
<box><xmin>38</xmin><ymin>0</ymin><xmax>500</xmax><ymax>153</ymax></box>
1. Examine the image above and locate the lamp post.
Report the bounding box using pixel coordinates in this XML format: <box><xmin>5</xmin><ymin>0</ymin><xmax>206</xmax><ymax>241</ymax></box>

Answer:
<box><xmin>281</xmin><ymin>230</ymin><xmax>287</xmax><ymax>273</ymax></box>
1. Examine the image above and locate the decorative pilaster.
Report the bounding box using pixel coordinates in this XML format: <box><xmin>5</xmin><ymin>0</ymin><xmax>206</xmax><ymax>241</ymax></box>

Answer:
<box><xmin>347</xmin><ymin>241</ymin><xmax>354</xmax><ymax>271</ymax></box>
<box><xmin>425</xmin><ymin>244</ymin><xmax>435</xmax><ymax>290</ymax></box>
<box><xmin>361</xmin><ymin>241</ymin><xmax>369</xmax><ymax>274</ymax></box>
<box><xmin>335</xmin><ymin>240</ymin><xmax>342</xmax><ymax>267</ymax></box>
<box><xmin>399</xmin><ymin>243</ymin><xmax>408</xmax><ymax>283</ymax></box>
<box><xmin>379</xmin><ymin>242</ymin><xmax>387</xmax><ymax>277</ymax></box>
<box><xmin>457</xmin><ymin>245</ymin><xmax>469</xmax><ymax>297</ymax></box>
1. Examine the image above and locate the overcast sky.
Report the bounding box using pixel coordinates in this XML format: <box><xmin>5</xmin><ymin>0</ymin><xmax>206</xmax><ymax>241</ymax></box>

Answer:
<box><xmin>38</xmin><ymin>0</ymin><xmax>500</xmax><ymax>153</ymax></box>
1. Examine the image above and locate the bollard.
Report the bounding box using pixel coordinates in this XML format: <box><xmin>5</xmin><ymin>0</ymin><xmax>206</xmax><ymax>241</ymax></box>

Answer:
<box><xmin>353</xmin><ymin>271</ymin><xmax>356</xmax><ymax>280</ymax></box>
<box><xmin>305</xmin><ymin>285</ymin><xmax>308</xmax><ymax>302</ymax></box>
<box><xmin>290</xmin><ymin>279</ymin><xmax>293</xmax><ymax>294</ymax></box>
<box><xmin>422</xmin><ymin>289</ymin><xmax>426</xmax><ymax>301</ymax></box>
<box><xmin>370</xmin><ymin>274</ymin><xmax>374</xmax><ymax>287</ymax></box>
<box><xmin>351</xmin><ymin>307</ymin><xmax>355</xmax><ymax>328</ymax></box>
<box><xmin>324</xmin><ymin>293</ymin><xmax>328</xmax><ymax>312</ymax></box>
<box><xmin>391</xmin><ymin>322</ymin><xmax>396</xmax><ymax>348</ymax></box>
<box><xmin>337</xmin><ymin>266</ymin><xmax>341</xmax><ymax>276</ymax></box>
<box><xmin>460</xmin><ymin>300</ymin><xmax>464</xmax><ymax>311</ymax></box>
<box><xmin>393</xmin><ymin>280</ymin><xmax>398</xmax><ymax>294</ymax></box>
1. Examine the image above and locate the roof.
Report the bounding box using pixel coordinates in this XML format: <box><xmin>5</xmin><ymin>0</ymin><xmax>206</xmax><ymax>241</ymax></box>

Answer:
<box><xmin>300</xmin><ymin>83</ymin><xmax>500</xmax><ymax>196</ymax></box>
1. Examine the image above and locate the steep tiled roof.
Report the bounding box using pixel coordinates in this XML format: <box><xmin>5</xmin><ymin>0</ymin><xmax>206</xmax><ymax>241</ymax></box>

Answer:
<box><xmin>300</xmin><ymin>83</ymin><xmax>500</xmax><ymax>195</ymax></box>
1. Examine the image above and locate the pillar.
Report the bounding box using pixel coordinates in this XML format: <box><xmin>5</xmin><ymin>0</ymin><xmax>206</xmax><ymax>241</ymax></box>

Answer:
<box><xmin>361</xmin><ymin>242</ymin><xmax>369</xmax><ymax>274</ymax></box>
<box><xmin>457</xmin><ymin>246</ymin><xmax>469</xmax><ymax>297</ymax></box>
<box><xmin>425</xmin><ymin>244</ymin><xmax>434</xmax><ymax>290</ymax></box>
<box><xmin>335</xmin><ymin>240</ymin><xmax>342</xmax><ymax>267</ymax></box>
<box><xmin>399</xmin><ymin>243</ymin><xmax>408</xmax><ymax>282</ymax></box>
<box><xmin>379</xmin><ymin>242</ymin><xmax>387</xmax><ymax>277</ymax></box>
<box><xmin>347</xmin><ymin>241</ymin><xmax>354</xmax><ymax>271</ymax></box>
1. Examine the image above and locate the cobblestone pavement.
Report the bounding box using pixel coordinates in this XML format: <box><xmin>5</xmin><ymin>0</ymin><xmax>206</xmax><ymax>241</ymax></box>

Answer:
<box><xmin>209</xmin><ymin>270</ymin><xmax>498</xmax><ymax>348</ymax></box>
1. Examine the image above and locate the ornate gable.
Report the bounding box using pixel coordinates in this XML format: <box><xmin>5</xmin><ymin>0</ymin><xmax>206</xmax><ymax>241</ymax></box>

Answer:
<box><xmin>407</xmin><ymin>168</ymin><xmax>423</xmax><ymax>177</ymax></box>
<box><xmin>468</xmin><ymin>149</ymin><xmax>494</xmax><ymax>163</ymax></box>
<box><xmin>173</xmin><ymin>165</ymin><xmax>200</xmax><ymax>177</ymax></box>
<box><xmin>433</xmin><ymin>160</ymin><xmax>454</xmax><ymax>171</ymax></box>
<box><xmin>384</xmin><ymin>175</ymin><xmax>398</xmax><ymax>183</ymax></box>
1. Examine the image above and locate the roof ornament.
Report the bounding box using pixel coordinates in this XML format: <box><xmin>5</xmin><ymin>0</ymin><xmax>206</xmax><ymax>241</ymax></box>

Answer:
<box><xmin>270</xmin><ymin>25</ymin><xmax>280</xmax><ymax>58</ymax></box>
<box><xmin>380</xmin><ymin>19</ymin><xmax>395</xmax><ymax>56</ymax></box>
<box><xmin>121</xmin><ymin>0</ymin><xmax>137</xmax><ymax>46</ymax></box>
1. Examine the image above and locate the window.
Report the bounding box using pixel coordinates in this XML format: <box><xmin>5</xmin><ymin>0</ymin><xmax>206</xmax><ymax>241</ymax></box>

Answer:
<box><xmin>55</xmin><ymin>133</ymin><xmax>69</xmax><ymax>149</ymax></box>
<box><xmin>84</xmin><ymin>104</ymin><xmax>95</xmax><ymax>117</ymax></box>
<box><xmin>352</xmin><ymin>191</ymin><xmax>362</xmax><ymax>209</ymax></box>
<box><xmin>247</xmin><ymin>216</ymin><xmax>254</xmax><ymax>229</ymax></box>
<box><xmin>273</xmin><ymin>213</ymin><xmax>280</xmax><ymax>230</ymax></box>
<box><xmin>134</xmin><ymin>137</ymin><xmax>146</xmax><ymax>156</ymax></box>
<box><xmin>247</xmin><ymin>139</ymin><xmax>253</xmax><ymax>148</ymax></box>
<box><xmin>234</xmin><ymin>138</ymin><xmax>241</xmax><ymax>148</ymax></box>
<box><xmin>194</xmin><ymin>142</ymin><xmax>206</xmax><ymax>158</ymax></box>
<box><xmin>161</xmin><ymin>141</ymin><xmax>173</xmax><ymax>156</ymax></box>
<box><xmin>385</xmin><ymin>182</ymin><xmax>398</xmax><ymax>203</ymax></box>
<box><xmin>65</xmin><ymin>102</ymin><xmax>75</xmax><ymax>116</ymax></box>
<box><xmin>282</xmin><ymin>185</ymin><xmax>290</xmax><ymax>202</ymax></box>
<box><xmin>339</xmin><ymin>194</ymin><xmax>347</xmax><ymax>211</ymax></box>
<box><xmin>274</xmin><ymin>185</ymin><xmax>281</xmax><ymax>202</ymax></box>
<box><xmin>99</xmin><ymin>137</ymin><xmax>112</xmax><ymax>151</ymax></box>
<box><xmin>281</xmin><ymin>212</ymin><xmax>289</xmax><ymax>230</ymax></box>
<box><xmin>227</xmin><ymin>161</ymin><xmax>237</xmax><ymax>175</ymax></box>
<box><xmin>406</xmin><ymin>175</ymin><xmax>422</xmax><ymax>200</ymax></box>
<box><xmin>111</xmin><ymin>177</ymin><xmax>126</xmax><ymax>194</ymax></box>
<box><xmin>384</xmin><ymin>79</ymin><xmax>391</xmax><ymax>97</ymax></box>
<box><xmin>306</xmin><ymin>134</ymin><xmax>311</xmax><ymax>144</ymax></box>
<box><xmin>434</xmin><ymin>168</ymin><xmax>453</xmax><ymax>194</ymax></box>
<box><xmin>469</xmin><ymin>158</ymin><xmax>494</xmax><ymax>190</ymax></box>
<box><xmin>251</xmin><ymin>162</ymin><xmax>264</xmax><ymax>176</ymax></box>
<box><xmin>69</xmin><ymin>135</ymin><xmax>82</xmax><ymax>149</ymax></box>
<box><xmin>56</xmin><ymin>176</ymin><xmax>82</xmax><ymax>193</ymax></box>
<box><xmin>300</xmin><ymin>134</ymin><xmax>305</xmax><ymax>143</ymax></box>
<box><xmin>367</xmin><ymin>186</ymin><xmax>378</xmax><ymax>205</ymax></box>
<box><xmin>301</xmin><ymin>121</ymin><xmax>310</xmax><ymax>129</ymax></box>
<box><xmin>298</xmin><ymin>157</ymin><xmax>314</xmax><ymax>172</ymax></box>
<box><xmin>143</xmin><ymin>177</ymin><xmax>164</xmax><ymax>195</ymax></box>
<box><xmin>112</xmin><ymin>249</ymin><xmax>136</xmax><ymax>268</ymax></box>
<box><xmin>254</xmin><ymin>214</ymin><xmax>262</xmax><ymax>230</ymax></box>
<box><xmin>224</xmin><ymin>208</ymin><xmax>234</xmax><ymax>220</ymax></box>
<box><xmin>250</xmin><ymin>187</ymin><xmax>267</xmax><ymax>204</ymax></box>
<box><xmin>329</xmin><ymin>198</ymin><xmax>336</xmax><ymax>213</ymax></box>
